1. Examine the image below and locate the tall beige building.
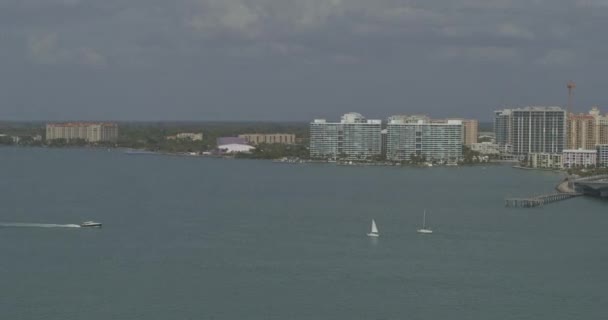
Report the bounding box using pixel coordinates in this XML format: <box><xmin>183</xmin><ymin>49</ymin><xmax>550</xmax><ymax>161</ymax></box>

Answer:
<box><xmin>461</xmin><ymin>119</ymin><xmax>479</xmax><ymax>146</ymax></box>
<box><xmin>567</xmin><ymin>107</ymin><xmax>608</xmax><ymax>149</ymax></box>
<box><xmin>238</xmin><ymin>133</ymin><xmax>295</xmax><ymax>145</ymax></box>
<box><xmin>590</xmin><ymin>107</ymin><xmax>608</xmax><ymax>145</ymax></box>
<box><xmin>567</xmin><ymin>113</ymin><xmax>596</xmax><ymax>150</ymax></box>
<box><xmin>46</xmin><ymin>123</ymin><xmax>118</xmax><ymax>142</ymax></box>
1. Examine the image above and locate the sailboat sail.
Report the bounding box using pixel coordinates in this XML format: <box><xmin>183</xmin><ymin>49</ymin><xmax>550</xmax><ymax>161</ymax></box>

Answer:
<box><xmin>371</xmin><ymin>219</ymin><xmax>378</xmax><ymax>234</ymax></box>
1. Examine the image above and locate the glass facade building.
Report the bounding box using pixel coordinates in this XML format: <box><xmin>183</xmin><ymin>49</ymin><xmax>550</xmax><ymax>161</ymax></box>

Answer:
<box><xmin>386</xmin><ymin>119</ymin><xmax>463</xmax><ymax>163</ymax></box>
<box><xmin>494</xmin><ymin>107</ymin><xmax>566</xmax><ymax>155</ymax></box>
<box><xmin>597</xmin><ymin>145</ymin><xmax>608</xmax><ymax>168</ymax></box>
<box><xmin>309</xmin><ymin>113</ymin><xmax>382</xmax><ymax>160</ymax></box>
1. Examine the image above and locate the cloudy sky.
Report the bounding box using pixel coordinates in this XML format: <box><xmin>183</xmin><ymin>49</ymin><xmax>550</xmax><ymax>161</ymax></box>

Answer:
<box><xmin>0</xmin><ymin>0</ymin><xmax>606</xmax><ymax>121</ymax></box>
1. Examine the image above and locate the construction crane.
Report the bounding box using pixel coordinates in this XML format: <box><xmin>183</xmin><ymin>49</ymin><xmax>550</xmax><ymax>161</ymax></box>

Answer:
<box><xmin>567</xmin><ymin>81</ymin><xmax>576</xmax><ymax>115</ymax></box>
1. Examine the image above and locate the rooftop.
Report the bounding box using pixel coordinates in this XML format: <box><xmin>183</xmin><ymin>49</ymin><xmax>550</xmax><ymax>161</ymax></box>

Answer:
<box><xmin>47</xmin><ymin>122</ymin><xmax>118</xmax><ymax>127</ymax></box>
<box><xmin>496</xmin><ymin>106</ymin><xmax>565</xmax><ymax>113</ymax></box>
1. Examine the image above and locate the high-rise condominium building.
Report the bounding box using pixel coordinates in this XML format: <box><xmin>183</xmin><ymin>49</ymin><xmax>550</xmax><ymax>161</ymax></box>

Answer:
<box><xmin>494</xmin><ymin>107</ymin><xmax>566</xmax><ymax>155</ymax></box>
<box><xmin>567</xmin><ymin>113</ymin><xmax>596</xmax><ymax>150</ymax></box>
<box><xmin>386</xmin><ymin>118</ymin><xmax>463</xmax><ymax>163</ymax></box>
<box><xmin>565</xmin><ymin>107</ymin><xmax>608</xmax><ymax>150</ymax></box>
<box><xmin>238</xmin><ymin>134</ymin><xmax>295</xmax><ymax>145</ymax></box>
<box><xmin>461</xmin><ymin>119</ymin><xmax>478</xmax><ymax>146</ymax></box>
<box><xmin>46</xmin><ymin>123</ymin><xmax>118</xmax><ymax>142</ymax></box>
<box><xmin>597</xmin><ymin>145</ymin><xmax>608</xmax><ymax>168</ymax></box>
<box><xmin>494</xmin><ymin>109</ymin><xmax>512</xmax><ymax>150</ymax></box>
<box><xmin>589</xmin><ymin>107</ymin><xmax>608</xmax><ymax>145</ymax></box>
<box><xmin>435</xmin><ymin>118</ymin><xmax>478</xmax><ymax>146</ymax></box>
<box><xmin>310</xmin><ymin>112</ymin><xmax>382</xmax><ymax>160</ymax></box>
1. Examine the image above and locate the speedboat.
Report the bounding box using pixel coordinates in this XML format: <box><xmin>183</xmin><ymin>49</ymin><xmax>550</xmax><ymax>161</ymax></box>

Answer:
<box><xmin>80</xmin><ymin>221</ymin><xmax>102</xmax><ymax>228</ymax></box>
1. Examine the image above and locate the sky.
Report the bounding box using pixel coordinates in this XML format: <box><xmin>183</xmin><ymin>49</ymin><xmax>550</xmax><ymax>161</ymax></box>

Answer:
<box><xmin>0</xmin><ymin>0</ymin><xmax>607</xmax><ymax>121</ymax></box>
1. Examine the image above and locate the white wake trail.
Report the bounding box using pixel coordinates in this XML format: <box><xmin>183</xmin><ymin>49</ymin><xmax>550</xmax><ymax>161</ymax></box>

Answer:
<box><xmin>0</xmin><ymin>223</ymin><xmax>81</xmax><ymax>228</ymax></box>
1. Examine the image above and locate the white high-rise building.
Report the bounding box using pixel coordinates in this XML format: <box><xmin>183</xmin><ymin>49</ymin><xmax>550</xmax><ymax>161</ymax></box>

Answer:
<box><xmin>386</xmin><ymin>118</ymin><xmax>463</xmax><ymax>163</ymax></box>
<box><xmin>309</xmin><ymin>113</ymin><xmax>382</xmax><ymax>160</ymax></box>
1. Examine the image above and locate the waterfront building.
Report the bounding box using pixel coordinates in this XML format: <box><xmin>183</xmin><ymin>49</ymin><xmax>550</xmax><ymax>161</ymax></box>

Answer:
<box><xmin>388</xmin><ymin>114</ymin><xmax>430</xmax><ymax>124</ymax></box>
<box><xmin>217</xmin><ymin>144</ymin><xmax>255</xmax><ymax>153</ymax></box>
<box><xmin>238</xmin><ymin>133</ymin><xmax>295</xmax><ymax>145</ymax></box>
<box><xmin>217</xmin><ymin>137</ymin><xmax>248</xmax><ymax>146</ymax></box>
<box><xmin>309</xmin><ymin>120</ymin><xmax>341</xmax><ymax>159</ymax></box>
<box><xmin>438</xmin><ymin>119</ymin><xmax>478</xmax><ymax>146</ymax></box>
<box><xmin>386</xmin><ymin>118</ymin><xmax>463</xmax><ymax>163</ymax></box>
<box><xmin>527</xmin><ymin>153</ymin><xmax>563</xmax><ymax>169</ymax></box>
<box><xmin>461</xmin><ymin>119</ymin><xmax>479</xmax><ymax>146</ymax></box>
<box><xmin>310</xmin><ymin>113</ymin><xmax>382</xmax><ymax>160</ymax></box>
<box><xmin>590</xmin><ymin>107</ymin><xmax>608</xmax><ymax>145</ymax></box>
<box><xmin>470</xmin><ymin>142</ymin><xmax>500</xmax><ymax>155</ymax></box>
<box><xmin>567</xmin><ymin>113</ymin><xmax>596</xmax><ymax>150</ymax></box>
<box><xmin>597</xmin><ymin>145</ymin><xmax>608</xmax><ymax>168</ymax></box>
<box><xmin>46</xmin><ymin>123</ymin><xmax>118</xmax><ymax>142</ymax></box>
<box><xmin>562</xmin><ymin>149</ymin><xmax>597</xmax><ymax>168</ymax></box>
<box><xmin>381</xmin><ymin>129</ymin><xmax>388</xmax><ymax>159</ymax></box>
<box><xmin>432</xmin><ymin>118</ymin><xmax>478</xmax><ymax>146</ymax></box>
<box><xmin>478</xmin><ymin>132</ymin><xmax>495</xmax><ymax>143</ymax></box>
<box><xmin>494</xmin><ymin>109</ymin><xmax>512</xmax><ymax>150</ymax></box>
<box><xmin>167</xmin><ymin>133</ymin><xmax>203</xmax><ymax>141</ymax></box>
<box><xmin>566</xmin><ymin>107</ymin><xmax>608</xmax><ymax>150</ymax></box>
<box><xmin>494</xmin><ymin>107</ymin><xmax>566</xmax><ymax>155</ymax></box>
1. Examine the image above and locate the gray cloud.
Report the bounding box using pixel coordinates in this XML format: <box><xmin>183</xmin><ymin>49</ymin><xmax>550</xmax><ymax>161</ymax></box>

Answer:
<box><xmin>0</xmin><ymin>0</ymin><xmax>607</xmax><ymax>120</ymax></box>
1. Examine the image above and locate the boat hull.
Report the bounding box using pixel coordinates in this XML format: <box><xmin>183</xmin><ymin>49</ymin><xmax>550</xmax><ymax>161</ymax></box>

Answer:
<box><xmin>367</xmin><ymin>233</ymin><xmax>379</xmax><ymax>237</ymax></box>
<box><xmin>417</xmin><ymin>229</ymin><xmax>432</xmax><ymax>234</ymax></box>
<box><xmin>80</xmin><ymin>224</ymin><xmax>102</xmax><ymax>228</ymax></box>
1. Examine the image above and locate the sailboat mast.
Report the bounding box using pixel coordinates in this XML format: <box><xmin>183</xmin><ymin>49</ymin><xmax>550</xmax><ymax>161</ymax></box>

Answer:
<box><xmin>423</xmin><ymin>210</ymin><xmax>426</xmax><ymax>228</ymax></box>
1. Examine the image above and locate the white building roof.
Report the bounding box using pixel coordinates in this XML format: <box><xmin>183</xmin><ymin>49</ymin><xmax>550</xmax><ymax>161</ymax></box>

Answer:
<box><xmin>218</xmin><ymin>144</ymin><xmax>255</xmax><ymax>153</ymax></box>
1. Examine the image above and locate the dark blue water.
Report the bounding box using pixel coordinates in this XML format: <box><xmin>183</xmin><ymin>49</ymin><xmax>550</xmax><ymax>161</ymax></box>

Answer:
<box><xmin>1</xmin><ymin>147</ymin><xmax>606</xmax><ymax>319</ymax></box>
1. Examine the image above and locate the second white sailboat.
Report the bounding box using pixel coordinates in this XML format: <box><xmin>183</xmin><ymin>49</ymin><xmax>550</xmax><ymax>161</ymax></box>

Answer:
<box><xmin>417</xmin><ymin>210</ymin><xmax>433</xmax><ymax>234</ymax></box>
<box><xmin>367</xmin><ymin>219</ymin><xmax>379</xmax><ymax>237</ymax></box>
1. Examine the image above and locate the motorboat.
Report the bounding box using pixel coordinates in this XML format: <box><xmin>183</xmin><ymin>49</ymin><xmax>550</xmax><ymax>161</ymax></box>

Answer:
<box><xmin>80</xmin><ymin>221</ymin><xmax>102</xmax><ymax>228</ymax></box>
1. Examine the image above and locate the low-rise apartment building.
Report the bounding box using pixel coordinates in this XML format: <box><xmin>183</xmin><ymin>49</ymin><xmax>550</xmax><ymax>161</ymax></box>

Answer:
<box><xmin>238</xmin><ymin>133</ymin><xmax>295</xmax><ymax>145</ymax></box>
<box><xmin>167</xmin><ymin>133</ymin><xmax>203</xmax><ymax>141</ymax></box>
<box><xmin>470</xmin><ymin>142</ymin><xmax>500</xmax><ymax>155</ymax></box>
<box><xmin>46</xmin><ymin>123</ymin><xmax>118</xmax><ymax>142</ymax></box>
<box><xmin>562</xmin><ymin>149</ymin><xmax>597</xmax><ymax>168</ymax></box>
<box><xmin>527</xmin><ymin>153</ymin><xmax>563</xmax><ymax>169</ymax></box>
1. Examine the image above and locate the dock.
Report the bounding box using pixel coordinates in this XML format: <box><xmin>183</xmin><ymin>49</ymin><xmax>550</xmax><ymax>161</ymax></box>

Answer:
<box><xmin>505</xmin><ymin>192</ymin><xmax>581</xmax><ymax>208</ymax></box>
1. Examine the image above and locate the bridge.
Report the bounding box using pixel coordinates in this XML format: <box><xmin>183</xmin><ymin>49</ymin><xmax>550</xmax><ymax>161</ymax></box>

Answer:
<box><xmin>572</xmin><ymin>174</ymin><xmax>608</xmax><ymax>198</ymax></box>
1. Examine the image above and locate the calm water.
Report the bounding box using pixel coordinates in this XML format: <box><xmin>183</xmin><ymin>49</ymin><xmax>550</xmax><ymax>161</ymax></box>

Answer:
<box><xmin>0</xmin><ymin>147</ymin><xmax>607</xmax><ymax>320</ymax></box>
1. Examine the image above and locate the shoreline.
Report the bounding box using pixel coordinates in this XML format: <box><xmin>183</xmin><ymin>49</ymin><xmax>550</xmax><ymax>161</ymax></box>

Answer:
<box><xmin>556</xmin><ymin>177</ymin><xmax>576</xmax><ymax>193</ymax></box>
<box><xmin>0</xmin><ymin>146</ymin><xmax>502</xmax><ymax>168</ymax></box>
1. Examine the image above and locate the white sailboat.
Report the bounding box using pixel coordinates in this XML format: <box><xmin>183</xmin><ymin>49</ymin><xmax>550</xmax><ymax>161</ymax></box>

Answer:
<box><xmin>367</xmin><ymin>219</ymin><xmax>379</xmax><ymax>237</ymax></box>
<box><xmin>417</xmin><ymin>210</ymin><xmax>433</xmax><ymax>234</ymax></box>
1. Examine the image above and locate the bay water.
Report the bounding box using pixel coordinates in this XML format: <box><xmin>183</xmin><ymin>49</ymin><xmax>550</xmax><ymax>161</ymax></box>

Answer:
<box><xmin>1</xmin><ymin>147</ymin><xmax>606</xmax><ymax>319</ymax></box>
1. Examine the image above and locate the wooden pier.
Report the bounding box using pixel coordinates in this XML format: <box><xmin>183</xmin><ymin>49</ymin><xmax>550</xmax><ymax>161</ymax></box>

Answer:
<box><xmin>505</xmin><ymin>192</ymin><xmax>581</xmax><ymax>208</ymax></box>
